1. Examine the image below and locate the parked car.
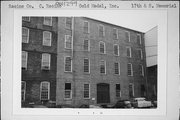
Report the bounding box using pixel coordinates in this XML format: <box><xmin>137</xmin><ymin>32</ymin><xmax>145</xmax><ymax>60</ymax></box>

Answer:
<box><xmin>113</xmin><ymin>100</ymin><xmax>132</xmax><ymax>108</ymax></box>
<box><xmin>131</xmin><ymin>97</ymin><xmax>153</xmax><ymax>108</ymax></box>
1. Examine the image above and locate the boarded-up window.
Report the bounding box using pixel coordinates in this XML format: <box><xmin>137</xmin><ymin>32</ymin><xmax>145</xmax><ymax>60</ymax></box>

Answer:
<box><xmin>65</xmin><ymin>57</ymin><xmax>72</xmax><ymax>72</ymax></box>
<box><xmin>139</xmin><ymin>65</ymin><xmax>144</xmax><ymax>76</ymax></box>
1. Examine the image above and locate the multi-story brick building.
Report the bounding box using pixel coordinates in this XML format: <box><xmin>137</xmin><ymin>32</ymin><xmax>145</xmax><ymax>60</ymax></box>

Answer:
<box><xmin>21</xmin><ymin>17</ymin><xmax>58</xmax><ymax>105</ymax></box>
<box><xmin>21</xmin><ymin>17</ymin><xmax>147</xmax><ymax>107</ymax></box>
<box><xmin>56</xmin><ymin>17</ymin><xmax>147</xmax><ymax>107</ymax></box>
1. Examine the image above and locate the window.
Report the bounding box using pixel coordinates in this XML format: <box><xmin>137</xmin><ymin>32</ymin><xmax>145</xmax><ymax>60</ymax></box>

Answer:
<box><xmin>113</xmin><ymin>28</ymin><xmax>118</xmax><ymax>39</ymax></box>
<box><xmin>99</xmin><ymin>41</ymin><xmax>105</xmax><ymax>54</ymax></box>
<box><xmin>127</xmin><ymin>63</ymin><xmax>133</xmax><ymax>76</ymax></box>
<box><xmin>84</xmin><ymin>84</ymin><xmax>90</xmax><ymax>99</ymax></box>
<box><xmin>116</xmin><ymin>84</ymin><xmax>121</xmax><ymax>98</ymax></box>
<box><xmin>125</xmin><ymin>31</ymin><xmax>130</xmax><ymax>42</ymax></box>
<box><xmin>83</xmin><ymin>39</ymin><xmax>89</xmax><ymax>51</ymax></box>
<box><xmin>21</xmin><ymin>81</ymin><xmax>26</xmax><ymax>101</ymax></box>
<box><xmin>43</xmin><ymin>17</ymin><xmax>52</xmax><ymax>26</ymax></box>
<box><xmin>129</xmin><ymin>83</ymin><xmax>134</xmax><ymax>98</ymax></box>
<box><xmin>84</xmin><ymin>21</ymin><xmax>89</xmax><ymax>33</ymax></box>
<box><xmin>138</xmin><ymin>49</ymin><xmax>143</xmax><ymax>59</ymax></box>
<box><xmin>65</xmin><ymin>57</ymin><xmax>72</xmax><ymax>72</ymax></box>
<box><xmin>65</xmin><ymin>35</ymin><xmax>72</xmax><ymax>49</ymax></box>
<box><xmin>22</xmin><ymin>51</ymin><xmax>28</xmax><ymax>69</ymax></box>
<box><xmin>99</xmin><ymin>25</ymin><xmax>104</xmax><ymax>37</ymax></box>
<box><xmin>139</xmin><ymin>65</ymin><xmax>144</xmax><ymax>76</ymax></box>
<box><xmin>22</xmin><ymin>17</ymin><xmax>30</xmax><ymax>21</ymax></box>
<box><xmin>137</xmin><ymin>34</ymin><xmax>142</xmax><ymax>45</ymax></box>
<box><xmin>127</xmin><ymin>47</ymin><xmax>131</xmax><ymax>57</ymax></box>
<box><xmin>65</xmin><ymin>83</ymin><xmax>72</xmax><ymax>99</ymax></box>
<box><xmin>84</xmin><ymin>58</ymin><xmax>90</xmax><ymax>73</ymax></box>
<box><xmin>66</xmin><ymin>17</ymin><xmax>72</xmax><ymax>29</ymax></box>
<box><xmin>114</xmin><ymin>44</ymin><xmax>119</xmax><ymax>56</ymax></box>
<box><xmin>41</xmin><ymin>53</ymin><xmax>51</xmax><ymax>70</ymax></box>
<box><xmin>40</xmin><ymin>82</ymin><xmax>50</xmax><ymax>100</ymax></box>
<box><xmin>114</xmin><ymin>62</ymin><xmax>120</xmax><ymax>75</ymax></box>
<box><xmin>43</xmin><ymin>31</ymin><xmax>51</xmax><ymax>46</ymax></box>
<box><xmin>22</xmin><ymin>27</ymin><xmax>29</xmax><ymax>43</ymax></box>
<box><xmin>100</xmin><ymin>60</ymin><xmax>106</xmax><ymax>74</ymax></box>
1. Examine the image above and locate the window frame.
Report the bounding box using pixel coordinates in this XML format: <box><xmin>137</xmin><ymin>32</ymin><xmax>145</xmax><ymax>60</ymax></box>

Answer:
<box><xmin>99</xmin><ymin>24</ymin><xmax>105</xmax><ymax>37</ymax></box>
<box><xmin>83</xmin><ymin>58</ymin><xmax>90</xmax><ymax>73</ymax></box>
<box><xmin>22</xmin><ymin>17</ymin><xmax>30</xmax><ymax>22</ymax></box>
<box><xmin>116</xmin><ymin>83</ymin><xmax>121</xmax><ymax>98</ymax></box>
<box><xmin>113</xmin><ymin>28</ymin><xmax>118</xmax><ymax>39</ymax></box>
<box><xmin>83</xmin><ymin>21</ymin><xmax>89</xmax><ymax>34</ymax></box>
<box><xmin>40</xmin><ymin>81</ymin><xmax>50</xmax><ymax>100</ymax></box>
<box><xmin>140</xmin><ymin>64</ymin><xmax>144</xmax><ymax>76</ymax></box>
<box><xmin>125</xmin><ymin>31</ymin><xmax>130</xmax><ymax>42</ymax></box>
<box><xmin>41</xmin><ymin>53</ymin><xmax>51</xmax><ymax>70</ymax></box>
<box><xmin>21</xmin><ymin>81</ymin><xmax>26</xmax><ymax>101</ymax></box>
<box><xmin>114</xmin><ymin>62</ymin><xmax>120</xmax><ymax>75</ymax></box>
<box><xmin>65</xmin><ymin>35</ymin><xmax>72</xmax><ymax>49</ymax></box>
<box><xmin>100</xmin><ymin>60</ymin><xmax>106</xmax><ymax>74</ymax></box>
<box><xmin>137</xmin><ymin>34</ymin><xmax>142</xmax><ymax>45</ymax></box>
<box><xmin>43</xmin><ymin>17</ymin><xmax>52</xmax><ymax>26</ymax></box>
<box><xmin>65</xmin><ymin>17</ymin><xmax>72</xmax><ymax>29</ymax></box>
<box><xmin>99</xmin><ymin>41</ymin><xmax>106</xmax><ymax>54</ymax></box>
<box><xmin>113</xmin><ymin>44</ymin><xmax>119</xmax><ymax>56</ymax></box>
<box><xmin>129</xmin><ymin>83</ymin><xmax>134</xmax><ymax>97</ymax></box>
<box><xmin>22</xmin><ymin>51</ymin><xmax>28</xmax><ymax>69</ymax></box>
<box><xmin>83</xmin><ymin>39</ymin><xmax>90</xmax><ymax>51</ymax></box>
<box><xmin>127</xmin><ymin>63</ymin><xmax>133</xmax><ymax>76</ymax></box>
<box><xmin>126</xmin><ymin>47</ymin><xmax>132</xmax><ymax>58</ymax></box>
<box><xmin>138</xmin><ymin>49</ymin><xmax>143</xmax><ymax>59</ymax></box>
<box><xmin>22</xmin><ymin>27</ymin><xmax>29</xmax><ymax>43</ymax></box>
<box><xmin>83</xmin><ymin>84</ymin><xmax>90</xmax><ymax>99</ymax></box>
<box><xmin>43</xmin><ymin>31</ymin><xmax>52</xmax><ymax>46</ymax></box>
<box><xmin>64</xmin><ymin>83</ymin><xmax>72</xmax><ymax>99</ymax></box>
<box><xmin>64</xmin><ymin>56</ymin><xmax>72</xmax><ymax>72</ymax></box>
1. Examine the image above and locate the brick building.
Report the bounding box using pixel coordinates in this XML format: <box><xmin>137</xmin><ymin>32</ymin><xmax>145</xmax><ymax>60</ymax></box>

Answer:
<box><xmin>22</xmin><ymin>17</ymin><xmax>58</xmax><ymax>105</ymax></box>
<box><xmin>56</xmin><ymin>17</ymin><xmax>147</xmax><ymax>107</ymax></box>
<box><xmin>22</xmin><ymin>17</ymin><xmax>148</xmax><ymax>107</ymax></box>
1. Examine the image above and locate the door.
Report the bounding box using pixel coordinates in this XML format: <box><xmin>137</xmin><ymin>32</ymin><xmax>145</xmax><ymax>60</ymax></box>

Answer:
<box><xmin>97</xmin><ymin>83</ymin><xmax>110</xmax><ymax>104</ymax></box>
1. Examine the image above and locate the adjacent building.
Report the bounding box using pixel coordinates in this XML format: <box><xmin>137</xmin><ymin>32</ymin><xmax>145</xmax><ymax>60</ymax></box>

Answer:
<box><xmin>22</xmin><ymin>17</ymin><xmax>148</xmax><ymax>107</ymax></box>
<box><xmin>145</xmin><ymin>26</ymin><xmax>158</xmax><ymax>100</ymax></box>
<box><xmin>22</xmin><ymin>17</ymin><xmax>58</xmax><ymax>105</ymax></box>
